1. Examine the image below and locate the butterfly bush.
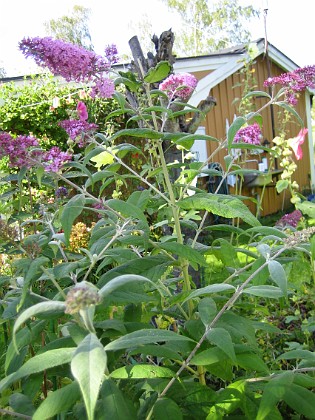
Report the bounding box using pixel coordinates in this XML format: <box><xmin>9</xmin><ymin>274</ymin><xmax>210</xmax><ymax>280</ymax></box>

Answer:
<box><xmin>19</xmin><ymin>37</ymin><xmax>116</xmax><ymax>98</ymax></box>
<box><xmin>159</xmin><ymin>73</ymin><xmax>198</xmax><ymax>100</ymax></box>
<box><xmin>233</xmin><ymin>123</ymin><xmax>262</xmax><ymax>146</ymax></box>
<box><xmin>264</xmin><ymin>65</ymin><xmax>315</xmax><ymax>105</ymax></box>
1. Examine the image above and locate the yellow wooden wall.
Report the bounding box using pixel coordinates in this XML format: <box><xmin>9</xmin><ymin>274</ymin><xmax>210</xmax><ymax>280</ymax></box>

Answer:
<box><xmin>192</xmin><ymin>56</ymin><xmax>311</xmax><ymax>216</ymax></box>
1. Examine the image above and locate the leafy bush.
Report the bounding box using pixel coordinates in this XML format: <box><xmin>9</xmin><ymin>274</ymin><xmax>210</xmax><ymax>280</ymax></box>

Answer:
<box><xmin>0</xmin><ymin>35</ymin><xmax>315</xmax><ymax>420</ymax></box>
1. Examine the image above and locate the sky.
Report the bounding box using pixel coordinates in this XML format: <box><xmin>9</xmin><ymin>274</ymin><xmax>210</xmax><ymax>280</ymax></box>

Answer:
<box><xmin>0</xmin><ymin>0</ymin><xmax>314</xmax><ymax>77</ymax></box>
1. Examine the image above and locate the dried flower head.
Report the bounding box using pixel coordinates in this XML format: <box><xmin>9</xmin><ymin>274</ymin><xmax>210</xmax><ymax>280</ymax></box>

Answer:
<box><xmin>65</xmin><ymin>284</ymin><xmax>101</xmax><ymax>314</ymax></box>
<box><xmin>283</xmin><ymin>226</ymin><xmax>315</xmax><ymax>248</ymax></box>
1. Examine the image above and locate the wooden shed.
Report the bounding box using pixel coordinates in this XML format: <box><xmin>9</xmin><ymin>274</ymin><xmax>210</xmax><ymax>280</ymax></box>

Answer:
<box><xmin>174</xmin><ymin>38</ymin><xmax>314</xmax><ymax>216</ymax></box>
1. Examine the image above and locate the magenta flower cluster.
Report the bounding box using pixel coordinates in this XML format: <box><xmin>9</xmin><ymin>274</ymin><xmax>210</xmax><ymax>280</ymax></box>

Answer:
<box><xmin>276</xmin><ymin>209</ymin><xmax>303</xmax><ymax>228</ymax></box>
<box><xmin>19</xmin><ymin>37</ymin><xmax>116</xmax><ymax>99</ymax></box>
<box><xmin>0</xmin><ymin>133</ymin><xmax>40</xmax><ymax>168</ymax></box>
<box><xmin>58</xmin><ymin>101</ymin><xmax>98</xmax><ymax>147</ymax></box>
<box><xmin>264</xmin><ymin>65</ymin><xmax>315</xmax><ymax>105</ymax></box>
<box><xmin>0</xmin><ymin>132</ymin><xmax>71</xmax><ymax>172</ymax></box>
<box><xmin>159</xmin><ymin>73</ymin><xmax>198</xmax><ymax>100</ymax></box>
<box><xmin>233</xmin><ymin>123</ymin><xmax>262</xmax><ymax>146</ymax></box>
<box><xmin>42</xmin><ymin>147</ymin><xmax>72</xmax><ymax>172</ymax></box>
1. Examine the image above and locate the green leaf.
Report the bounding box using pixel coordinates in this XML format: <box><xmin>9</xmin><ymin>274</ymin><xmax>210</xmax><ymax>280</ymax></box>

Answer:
<box><xmin>243</xmin><ymin>285</ymin><xmax>284</xmax><ymax>298</ymax></box>
<box><xmin>13</xmin><ymin>301</ymin><xmax>66</xmax><ymax>352</ymax></box>
<box><xmin>284</xmin><ymin>383</ymin><xmax>315</xmax><ymax>419</ymax></box>
<box><xmin>227</xmin><ymin>116</ymin><xmax>246</xmax><ymax>149</ymax></box>
<box><xmin>98</xmin><ymin>379</ymin><xmax>136</xmax><ymax>419</ymax></box>
<box><xmin>191</xmin><ymin>347</ymin><xmax>227</xmax><ymax>366</ymax></box>
<box><xmin>0</xmin><ymin>348</ymin><xmax>75</xmax><ymax>393</ymax></box>
<box><xmin>257</xmin><ymin>373</ymin><xmax>293</xmax><ymax>420</ymax></box>
<box><xmin>9</xmin><ymin>393</ymin><xmax>35</xmax><ymax>417</ymax></box>
<box><xmin>152</xmin><ymin>398</ymin><xmax>183</xmax><ymax>420</ymax></box>
<box><xmin>60</xmin><ymin>194</ymin><xmax>86</xmax><ymax>245</ymax></box>
<box><xmin>98</xmin><ymin>274</ymin><xmax>156</xmax><ymax>299</ymax></box>
<box><xmin>129</xmin><ymin>344</ymin><xmax>181</xmax><ymax>361</ymax></box>
<box><xmin>276</xmin><ymin>179</ymin><xmax>289</xmax><ymax>193</ymax></box>
<box><xmin>110</xmin><ymin>364</ymin><xmax>174</xmax><ymax>379</ymax></box>
<box><xmin>158</xmin><ymin>242</ymin><xmax>207</xmax><ymax>267</ymax></box>
<box><xmin>276</xmin><ymin>349</ymin><xmax>315</xmax><ymax>361</ymax></box>
<box><xmin>182</xmin><ymin>284</ymin><xmax>235</xmax><ymax>303</ymax></box>
<box><xmin>33</xmin><ymin>382</ymin><xmax>80</xmax><ymax>420</ymax></box>
<box><xmin>109</xmin><ymin>128</ymin><xmax>161</xmax><ymax>142</ymax></box>
<box><xmin>198</xmin><ymin>297</ymin><xmax>217</xmax><ymax>326</ymax></box>
<box><xmin>179</xmin><ymin>193</ymin><xmax>260</xmax><ymax>227</ymax></box>
<box><xmin>5</xmin><ymin>320</ymin><xmax>46</xmax><ymax>374</ymax></box>
<box><xmin>207</xmin><ymin>328</ymin><xmax>237</xmax><ymax>364</ymax></box>
<box><xmin>71</xmin><ymin>333</ymin><xmax>107</xmax><ymax>420</ymax></box>
<box><xmin>144</xmin><ymin>61</ymin><xmax>171</xmax><ymax>83</ymax></box>
<box><xmin>268</xmin><ymin>260</ymin><xmax>287</xmax><ymax>296</ymax></box>
<box><xmin>105</xmin><ymin>329</ymin><xmax>194</xmax><ymax>351</ymax></box>
<box><xmin>243</xmin><ymin>90</ymin><xmax>272</xmax><ymax>100</ymax></box>
<box><xmin>297</xmin><ymin>200</ymin><xmax>315</xmax><ymax>219</ymax></box>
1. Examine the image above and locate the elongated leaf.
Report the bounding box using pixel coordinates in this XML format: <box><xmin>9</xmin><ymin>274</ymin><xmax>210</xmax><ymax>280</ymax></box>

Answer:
<box><xmin>297</xmin><ymin>200</ymin><xmax>315</xmax><ymax>219</ymax></box>
<box><xmin>13</xmin><ymin>301</ymin><xmax>66</xmax><ymax>351</ymax></box>
<box><xmin>129</xmin><ymin>344</ymin><xmax>181</xmax><ymax>361</ymax></box>
<box><xmin>182</xmin><ymin>284</ymin><xmax>235</xmax><ymax>303</ymax></box>
<box><xmin>179</xmin><ymin>193</ymin><xmax>260</xmax><ymax>227</ymax></box>
<box><xmin>9</xmin><ymin>393</ymin><xmax>35</xmax><ymax>417</ymax></box>
<box><xmin>110</xmin><ymin>364</ymin><xmax>174</xmax><ymax>379</ymax></box>
<box><xmin>274</xmin><ymin>101</ymin><xmax>304</xmax><ymax>126</ymax></box>
<box><xmin>109</xmin><ymin>128</ymin><xmax>161</xmax><ymax>142</ymax></box>
<box><xmin>6</xmin><ymin>320</ymin><xmax>46</xmax><ymax>374</ymax></box>
<box><xmin>98</xmin><ymin>274</ymin><xmax>156</xmax><ymax>299</ymax></box>
<box><xmin>277</xmin><ymin>349</ymin><xmax>315</xmax><ymax>361</ymax></box>
<box><xmin>227</xmin><ymin>116</ymin><xmax>246</xmax><ymax>149</ymax></box>
<box><xmin>0</xmin><ymin>348</ymin><xmax>75</xmax><ymax>392</ymax></box>
<box><xmin>71</xmin><ymin>333</ymin><xmax>107</xmax><ymax>420</ymax></box>
<box><xmin>61</xmin><ymin>194</ymin><xmax>86</xmax><ymax>245</ymax></box>
<box><xmin>268</xmin><ymin>260</ymin><xmax>287</xmax><ymax>296</ymax></box>
<box><xmin>105</xmin><ymin>329</ymin><xmax>194</xmax><ymax>351</ymax></box>
<box><xmin>191</xmin><ymin>347</ymin><xmax>227</xmax><ymax>366</ymax></box>
<box><xmin>207</xmin><ymin>328</ymin><xmax>237</xmax><ymax>364</ymax></box>
<box><xmin>33</xmin><ymin>381</ymin><xmax>80</xmax><ymax>420</ymax></box>
<box><xmin>243</xmin><ymin>285</ymin><xmax>284</xmax><ymax>298</ymax></box>
<box><xmin>144</xmin><ymin>61</ymin><xmax>171</xmax><ymax>83</ymax></box>
<box><xmin>284</xmin><ymin>383</ymin><xmax>315</xmax><ymax>418</ymax></box>
<box><xmin>198</xmin><ymin>297</ymin><xmax>217</xmax><ymax>326</ymax></box>
<box><xmin>257</xmin><ymin>373</ymin><xmax>293</xmax><ymax>420</ymax></box>
<box><xmin>158</xmin><ymin>242</ymin><xmax>207</xmax><ymax>266</ymax></box>
<box><xmin>98</xmin><ymin>379</ymin><xmax>136</xmax><ymax>419</ymax></box>
<box><xmin>243</xmin><ymin>90</ymin><xmax>272</xmax><ymax>100</ymax></box>
<box><xmin>153</xmin><ymin>398</ymin><xmax>183</xmax><ymax>420</ymax></box>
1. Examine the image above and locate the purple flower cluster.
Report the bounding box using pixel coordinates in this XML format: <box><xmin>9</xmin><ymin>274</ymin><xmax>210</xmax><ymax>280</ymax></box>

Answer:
<box><xmin>234</xmin><ymin>123</ymin><xmax>262</xmax><ymax>146</ymax></box>
<box><xmin>90</xmin><ymin>77</ymin><xmax>115</xmax><ymax>99</ymax></box>
<box><xmin>42</xmin><ymin>146</ymin><xmax>72</xmax><ymax>173</ymax></box>
<box><xmin>276</xmin><ymin>209</ymin><xmax>303</xmax><ymax>228</ymax></box>
<box><xmin>0</xmin><ymin>132</ymin><xmax>40</xmax><ymax>167</ymax></box>
<box><xmin>0</xmin><ymin>131</ymin><xmax>72</xmax><ymax>172</ymax></box>
<box><xmin>264</xmin><ymin>65</ymin><xmax>315</xmax><ymax>105</ymax></box>
<box><xmin>104</xmin><ymin>44</ymin><xmax>119</xmax><ymax>64</ymax></box>
<box><xmin>19</xmin><ymin>37</ymin><xmax>117</xmax><ymax>99</ymax></box>
<box><xmin>159</xmin><ymin>73</ymin><xmax>198</xmax><ymax>100</ymax></box>
<box><xmin>55</xmin><ymin>186</ymin><xmax>69</xmax><ymax>198</ymax></box>
<box><xmin>59</xmin><ymin>120</ymin><xmax>98</xmax><ymax>147</ymax></box>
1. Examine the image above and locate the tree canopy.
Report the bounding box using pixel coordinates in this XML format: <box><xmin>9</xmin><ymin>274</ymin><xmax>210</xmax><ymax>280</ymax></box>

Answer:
<box><xmin>161</xmin><ymin>0</ymin><xmax>260</xmax><ymax>56</ymax></box>
<box><xmin>44</xmin><ymin>5</ymin><xmax>94</xmax><ymax>50</ymax></box>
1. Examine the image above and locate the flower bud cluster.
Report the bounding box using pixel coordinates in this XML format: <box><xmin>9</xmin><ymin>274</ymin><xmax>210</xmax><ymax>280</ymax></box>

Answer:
<box><xmin>65</xmin><ymin>284</ymin><xmax>101</xmax><ymax>314</ymax></box>
<box><xmin>283</xmin><ymin>226</ymin><xmax>315</xmax><ymax>248</ymax></box>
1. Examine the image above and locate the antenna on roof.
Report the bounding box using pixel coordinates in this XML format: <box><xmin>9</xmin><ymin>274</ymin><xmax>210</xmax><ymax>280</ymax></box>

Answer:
<box><xmin>262</xmin><ymin>0</ymin><xmax>269</xmax><ymax>55</ymax></box>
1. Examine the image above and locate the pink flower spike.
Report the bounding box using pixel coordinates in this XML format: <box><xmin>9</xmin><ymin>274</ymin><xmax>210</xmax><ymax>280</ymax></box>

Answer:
<box><xmin>288</xmin><ymin>128</ymin><xmax>308</xmax><ymax>160</ymax></box>
<box><xmin>77</xmin><ymin>101</ymin><xmax>88</xmax><ymax>121</ymax></box>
